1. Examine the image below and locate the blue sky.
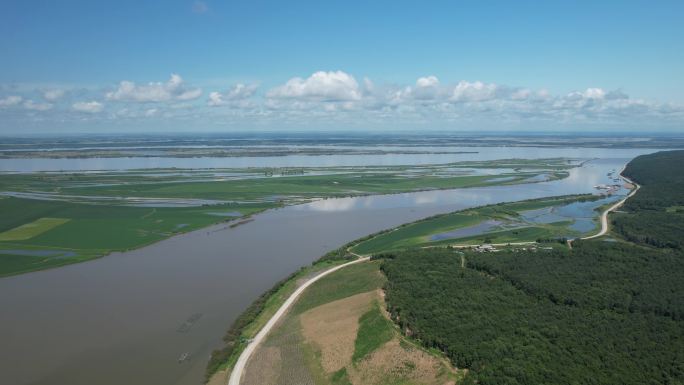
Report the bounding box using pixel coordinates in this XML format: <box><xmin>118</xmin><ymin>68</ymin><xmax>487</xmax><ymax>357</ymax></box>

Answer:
<box><xmin>0</xmin><ymin>0</ymin><xmax>683</xmax><ymax>133</ymax></box>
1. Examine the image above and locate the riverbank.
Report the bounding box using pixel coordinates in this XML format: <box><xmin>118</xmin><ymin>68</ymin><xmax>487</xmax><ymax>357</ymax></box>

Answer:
<box><xmin>204</xmin><ymin>237</ymin><xmax>373</xmax><ymax>382</ymax></box>
<box><xmin>206</xmin><ymin>193</ymin><xmax>615</xmax><ymax>382</ymax></box>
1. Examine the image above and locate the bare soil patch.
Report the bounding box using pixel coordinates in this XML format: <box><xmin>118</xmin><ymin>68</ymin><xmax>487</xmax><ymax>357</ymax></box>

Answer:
<box><xmin>300</xmin><ymin>290</ymin><xmax>378</xmax><ymax>373</ymax></box>
<box><xmin>348</xmin><ymin>338</ymin><xmax>456</xmax><ymax>385</ymax></box>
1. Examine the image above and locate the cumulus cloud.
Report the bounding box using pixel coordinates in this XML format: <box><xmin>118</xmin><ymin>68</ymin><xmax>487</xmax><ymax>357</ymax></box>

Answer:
<box><xmin>0</xmin><ymin>95</ymin><xmax>23</xmax><ymax>107</ymax></box>
<box><xmin>451</xmin><ymin>81</ymin><xmax>498</xmax><ymax>102</ymax></box>
<box><xmin>567</xmin><ymin>87</ymin><xmax>606</xmax><ymax>101</ymax></box>
<box><xmin>416</xmin><ymin>75</ymin><xmax>439</xmax><ymax>88</ymax></box>
<box><xmin>23</xmin><ymin>100</ymin><xmax>53</xmax><ymax>111</ymax></box>
<box><xmin>2</xmin><ymin>71</ymin><xmax>682</xmax><ymax>130</ymax></box>
<box><xmin>208</xmin><ymin>83</ymin><xmax>258</xmax><ymax>106</ymax></box>
<box><xmin>392</xmin><ymin>75</ymin><xmax>443</xmax><ymax>101</ymax></box>
<box><xmin>72</xmin><ymin>101</ymin><xmax>104</xmax><ymax>113</ymax></box>
<box><xmin>106</xmin><ymin>74</ymin><xmax>202</xmax><ymax>102</ymax></box>
<box><xmin>267</xmin><ymin>71</ymin><xmax>361</xmax><ymax>101</ymax></box>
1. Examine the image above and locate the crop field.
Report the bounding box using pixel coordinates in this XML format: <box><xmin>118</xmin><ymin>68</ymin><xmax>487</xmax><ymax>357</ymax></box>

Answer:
<box><xmin>238</xmin><ymin>260</ymin><xmax>459</xmax><ymax>385</ymax></box>
<box><xmin>0</xmin><ymin>217</ymin><xmax>70</xmax><ymax>241</ymax></box>
<box><xmin>351</xmin><ymin>195</ymin><xmax>603</xmax><ymax>254</ymax></box>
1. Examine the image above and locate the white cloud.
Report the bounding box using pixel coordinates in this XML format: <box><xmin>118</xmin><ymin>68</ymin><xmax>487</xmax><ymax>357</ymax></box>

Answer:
<box><xmin>208</xmin><ymin>83</ymin><xmax>258</xmax><ymax>106</ymax></box>
<box><xmin>42</xmin><ymin>89</ymin><xmax>65</xmax><ymax>101</ymax></box>
<box><xmin>23</xmin><ymin>100</ymin><xmax>53</xmax><ymax>111</ymax></box>
<box><xmin>0</xmin><ymin>95</ymin><xmax>23</xmax><ymax>107</ymax></box>
<box><xmin>106</xmin><ymin>74</ymin><xmax>202</xmax><ymax>102</ymax></box>
<box><xmin>208</xmin><ymin>92</ymin><xmax>223</xmax><ymax>106</ymax></box>
<box><xmin>567</xmin><ymin>87</ymin><xmax>606</xmax><ymax>101</ymax></box>
<box><xmin>408</xmin><ymin>75</ymin><xmax>442</xmax><ymax>100</ymax></box>
<box><xmin>267</xmin><ymin>71</ymin><xmax>361</xmax><ymax>101</ymax></box>
<box><xmin>72</xmin><ymin>101</ymin><xmax>104</xmax><ymax>113</ymax></box>
<box><xmin>451</xmin><ymin>81</ymin><xmax>498</xmax><ymax>102</ymax></box>
<box><xmin>416</xmin><ymin>75</ymin><xmax>439</xmax><ymax>88</ymax></box>
<box><xmin>583</xmin><ymin>87</ymin><xmax>606</xmax><ymax>99</ymax></box>
<box><xmin>2</xmin><ymin>72</ymin><xmax>682</xmax><ymax>130</ymax></box>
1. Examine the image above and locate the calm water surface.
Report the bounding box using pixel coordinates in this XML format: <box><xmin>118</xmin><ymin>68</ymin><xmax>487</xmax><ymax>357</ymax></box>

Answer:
<box><xmin>0</xmin><ymin>146</ymin><xmax>661</xmax><ymax>172</ymax></box>
<box><xmin>0</xmin><ymin>151</ymin><xmax>652</xmax><ymax>385</ymax></box>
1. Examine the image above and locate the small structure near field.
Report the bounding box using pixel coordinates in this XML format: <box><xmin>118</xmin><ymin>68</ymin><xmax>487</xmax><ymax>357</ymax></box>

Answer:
<box><xmin>475</xmin><ymin>244</ymin><xmax>497</xmax><ymax>252</ymax></box>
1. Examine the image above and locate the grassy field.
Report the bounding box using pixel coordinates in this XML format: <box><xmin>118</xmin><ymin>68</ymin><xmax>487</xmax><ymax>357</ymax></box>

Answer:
<box><xmin>351</xmin><ymin>195</ymin><xmax>599</xmax><ymax>254</ymax></box>
<box><xmin>292</xmin><ymin>261</ymin><xmax>386</xmax><ymax>315</ymax></box>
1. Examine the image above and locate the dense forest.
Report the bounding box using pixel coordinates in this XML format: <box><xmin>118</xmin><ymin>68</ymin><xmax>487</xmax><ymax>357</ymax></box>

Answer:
<box><xmin>379</xmin><ymin>150</ymin><xmax>684</xmax><ymax>385</ymax></box>
<box><xmin>613</xmin><ymin>150</ymin><xmax>684</xmax><ymax>249</ymax></box>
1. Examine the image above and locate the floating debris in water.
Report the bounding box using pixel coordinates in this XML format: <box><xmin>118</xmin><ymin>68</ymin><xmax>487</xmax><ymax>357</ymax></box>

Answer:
<box><xmin>177</xmin><ymin>313</ymin><xmax>202</xmax><ymax>333</ymax></box>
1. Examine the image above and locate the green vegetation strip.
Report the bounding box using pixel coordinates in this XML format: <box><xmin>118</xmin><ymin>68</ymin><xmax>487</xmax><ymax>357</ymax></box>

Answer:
<box><xmin>352</xmin><ymin>302</ymin><xmax>394</xmax><ymax>362</ymax></box>
<box><xmin>352</xmin><ymin>194</ymin><xmax>599</xmax><ymax>254</ymax></box>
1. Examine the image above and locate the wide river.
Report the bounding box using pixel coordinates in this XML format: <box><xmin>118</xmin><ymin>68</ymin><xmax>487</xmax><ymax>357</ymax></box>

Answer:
<box><xmin>0</xmin><ymin>149</ymin><xmax>655</xmax><ymax>385</ymax></box>
<box><xmin>0</xmin><ymin>146</ymin><xmax>661</xmax><ymax>172</ymax></box>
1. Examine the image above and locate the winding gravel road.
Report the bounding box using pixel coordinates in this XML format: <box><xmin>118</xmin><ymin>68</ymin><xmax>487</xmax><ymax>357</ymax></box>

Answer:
<box><xmin>227</xmin><ymin>256</ymin><xmax>370</xmax><ymax>385</ymax></box>
<box><xmin>581</xmin><ymin>168</ymin><xmax>639</xmax><ymax>240</ymax></box>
